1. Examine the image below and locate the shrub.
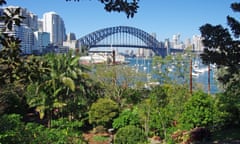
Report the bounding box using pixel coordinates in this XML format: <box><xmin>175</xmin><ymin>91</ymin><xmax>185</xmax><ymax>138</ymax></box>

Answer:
<box><xmin>0</xmin><ymin>114</ymin><xmax>87</xmax><ymax>144</ymax></box>
<box><xmin>114</xmin><ymin>125</ymin><xmax>147</xmax><ymax>144</ymax></box>
<box><xmin>89</xmin><ymin>98</ymin><xmax>119</xmax><ymax>128</ymax></box>
<box><xmin>180</xmin><ymin>91</ymin><xmax>218</xmax><ymax>129</ymax></box>
<box><xmin>113</xmin><ymin>108</ymin><xmax>140</xmax><ymax>129</ymax></box>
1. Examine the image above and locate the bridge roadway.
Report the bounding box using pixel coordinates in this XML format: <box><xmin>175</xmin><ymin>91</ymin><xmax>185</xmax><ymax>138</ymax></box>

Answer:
<box><xmin>89</xmin><ymin>44</ymin><xmax>184</xmax><ymax>56</ymax></box>
<box><xmin>90</xmin><ymin>44</ymin><xmax>153</xmax><ymax>49</ymax></box>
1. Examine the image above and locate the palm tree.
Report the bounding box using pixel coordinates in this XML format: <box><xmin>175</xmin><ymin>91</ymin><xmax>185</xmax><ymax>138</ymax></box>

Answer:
<box><xmin>25</xmin><ymin>52</ymin><xmax>101</xmax><ymax>127</ymax></box>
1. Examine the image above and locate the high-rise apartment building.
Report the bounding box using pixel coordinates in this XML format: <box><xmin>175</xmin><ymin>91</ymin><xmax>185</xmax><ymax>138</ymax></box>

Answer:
<box><xmin>43</xmin><ymin>12</ymin><xmax>66</xmax><ymax>46</ymax></box>
<box><xmin>24</xmin><ymin>11</ymin><xmax>38</xmax><ymax>31</ymax></box>
<box><xmin>14</xmin><ymin>24</ymin><xmax>34</xmax><ymax>54</ymax></box>
<box><xmin>192</xmin><ymin>35</ymin><xmax>204</xmax><ymax>51</ymax></box>
<box><xmin>34</xmin><ymin>31</ymin><xmax>50</xmax><ymax>54</ymax></box>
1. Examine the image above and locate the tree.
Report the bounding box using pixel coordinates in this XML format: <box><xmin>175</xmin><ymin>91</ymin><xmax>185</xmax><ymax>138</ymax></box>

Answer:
<box><xmin>91</xmin><ymin>64</ymin><xmax>145</xmax><ymax>107</ymax></box>
<box><xmin>152</xmin><ymin>53</ymin><xmax>191</xmax><ymax>86</ymax></box>
<box><xmin>25</xmin><ymin>52</ymin><xmax>94</xmax><ymax>127</ymax></box>
<box><xmin>66</xmin><ymin>0</ymin><xmax>139</xmax><ymax>18</ymax></box>
<box><xmin>0</xmin><ymin>1</ymin><xmax>28</xmax><ymax>115</ymax></box>
<box><xmin>88</xmin><ymin>98</ymin><xmax>119</xmax><ymax>128</ymax></box>
<box><xmin>112</xmin><ymin>108</ymin><xmax>140</xmax><ymax>129</ymax></box>
<box><xmin>200</xmin><ymin>2</ymin><xmax>240</xmax><ymax>88</ymax></box>
<box><xmin>180</xmin><ymin>91</ymin><xmax>220</xmax><ymax>130</ymax></box>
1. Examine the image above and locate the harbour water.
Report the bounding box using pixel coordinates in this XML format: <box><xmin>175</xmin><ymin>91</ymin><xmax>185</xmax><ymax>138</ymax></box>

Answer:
<box><xmin>126</xmin><ymin>57</ymin><xmax>220</xmax><ymax>94</ymax></box>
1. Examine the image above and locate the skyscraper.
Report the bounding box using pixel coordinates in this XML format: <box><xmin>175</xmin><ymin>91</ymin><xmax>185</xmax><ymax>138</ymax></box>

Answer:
<box><xmin>34</xmin><ymin>31</ymin><xmax>50</xmax><ymax>54</ymax></box>
<box><xmin>14</xmin><ymin>24</ymin><xmax>34</xmax><ymax>54</ymax></box>
<box><xmin>43</xmin><ymin>12</ymin><xmax>66</xmax><ymax>46</ymax></box>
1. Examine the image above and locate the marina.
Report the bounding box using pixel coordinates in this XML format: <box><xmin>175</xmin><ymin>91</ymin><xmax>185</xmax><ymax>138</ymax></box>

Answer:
<box><xmin>126</xmin><ymin>57</ymin><xmax>220</xmax><ymax>94</ymax></box>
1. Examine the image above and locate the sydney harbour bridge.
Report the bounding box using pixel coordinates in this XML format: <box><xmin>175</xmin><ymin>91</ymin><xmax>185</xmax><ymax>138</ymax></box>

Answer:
<box><xmin>78</xmin><ymin>26</ymin><xmax>183</xmax><ymax>57</ymax></box>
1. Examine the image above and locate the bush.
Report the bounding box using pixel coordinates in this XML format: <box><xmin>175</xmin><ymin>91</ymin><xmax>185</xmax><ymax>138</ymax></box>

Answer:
<box><xmin>113</xmin><ymin>108</ymin><xmax>140</xmax><ymax>129</ymax></box>
<box><xmin>114</xmin><ymin>125</ymin><xmax>147</xmax><ymax>144</ymax></box>
<box><xmin>0</xmin><ymin>114</ymin><xmax>87</xmax><ymax>144</ymax></box>
<box><xmin>180</xmin><ymin>91</ymin><xmax>218</xmax><ymax>129</ymax></box>
<box><xmin>89</xmin><ymin>98</ymin><xmax>119</xmax><ymax>128</ymax></box>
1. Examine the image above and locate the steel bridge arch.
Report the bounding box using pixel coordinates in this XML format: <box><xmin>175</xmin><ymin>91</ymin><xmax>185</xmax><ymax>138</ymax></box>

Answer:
<box><xmin>78</xmin><ymin>26</ymin><xmax>166</xmax><ymax>56</ymax></box>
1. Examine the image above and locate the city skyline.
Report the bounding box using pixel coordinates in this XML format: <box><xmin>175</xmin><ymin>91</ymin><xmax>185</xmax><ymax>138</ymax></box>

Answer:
<box><xmin>6</xmin><ymin>0</ymin><xmax>238</xmax><ymax>41</ymax></box>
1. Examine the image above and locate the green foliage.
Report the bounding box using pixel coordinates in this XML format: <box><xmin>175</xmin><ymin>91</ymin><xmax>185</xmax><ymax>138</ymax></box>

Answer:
<box><xmin>92</xmin><ymin>135</ymin><xmax>109</xmax><ymax>142</ymax></box>
<box><xmin>215</xmin><ymin>86</ymin><xmax>240</xmax><ymax>127</ymax></box>
<box><xmin>0</xmin><ymin>114</ymin><xmax>87</xmax><ymax>144</ymax></box>
<box><xmin>51</xmin><ymin>118</ymin><xmax>83</xmax><ymax>132</ymax></box>
<box><xmin>114</xmin><ymin>125</ymin><xmax>147</xmax><ymax>144</ymax></box>
<box><xmin>200</xmin><ymin>2</ymin><xmax>240</xmax><ymax>87</ymax></box>
<box><xmin>113</xmin><ymin>108</ymin><xmax>140</xmax><ymax>129</ymax></box>
<box><xmin>180</xmin><ymin>91</ymin><xmax>220</xmax><ymax>129</ymax></box>
<box><xmin>152</xmin><ymin>54</ymin><xmax>190</xmax><ymax>86</ymax></box>
<box><xmin>0</xmin><ymin>84</ymin><xmax>27</xmax><ymax>115</ymax></box>
<box><xmin>24</xmin><ymin>52</ymin><xmax>97</xmax><ymax>126</ymax></box>
<box><xmin>0</xmin><ymin>3</ymin><xmax>25</xmax><ymax>85</ymax></box>
<box><xmin>122</xmin><ymin>88</ymin><xmax>148</xmax><ymax>105</ymax></box>
<box><xmin>92</xmin><ymin>65</ymin><xmax>145</xmax><ymax>107</ymax></box>
<box><xmin>199</xmin><ymin>2</ymin><xmax>240</xmax><ymax>134</ymax></box>
<box><xmin>0</xmin><ymin>114</ymin><xmax>25</xmax><ymax>144</ymax></box>
<box><xmin>89</xmin><ymin>98</ymin><xmax>119</xmax><ymax>127</ymax></box>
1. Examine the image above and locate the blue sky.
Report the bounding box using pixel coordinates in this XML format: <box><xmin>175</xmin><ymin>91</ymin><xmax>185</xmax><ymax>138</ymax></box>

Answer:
<box><xmin>5</xmin><ymin>0</ymin><xmax>238</xmax><ymax>41</ymax></box>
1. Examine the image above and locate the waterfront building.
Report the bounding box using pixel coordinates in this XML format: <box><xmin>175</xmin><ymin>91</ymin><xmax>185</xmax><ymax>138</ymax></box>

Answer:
<box><xmin>192</xmin><ymin>35</ymin><xmax>204</xmax><ymax>51</ymax></box>
<box><xmin>43</xmin><ymin>12</ymin><xmax>66</xmax><ymax>46</ymax></box>
<box><xmin>172</xmin><ymin>34</ymin><xmax>180</xmax><ymax>48</ymax></box>
<box><xmin>185</xmin><ymin>38</ymin><xmax>192</xmax><ymax>49</ymax></box>
<box><xmin>172</xmin><ymin>34</ymin><xmax>184</xmax><ymax>49</ymax></box>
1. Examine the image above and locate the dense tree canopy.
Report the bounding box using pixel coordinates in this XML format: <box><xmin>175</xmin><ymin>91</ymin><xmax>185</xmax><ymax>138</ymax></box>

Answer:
<box><xmin>200</xmin><ymin>2</ymin><xmax>240</xmax><ymax>86</ymax></box>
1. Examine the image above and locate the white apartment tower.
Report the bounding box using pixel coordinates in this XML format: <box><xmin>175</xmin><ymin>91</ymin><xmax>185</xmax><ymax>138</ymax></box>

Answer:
<box><xmin>43</xmin><ymin>12</ymin><xmax>66</xmax><ymax>46</ymax></box>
